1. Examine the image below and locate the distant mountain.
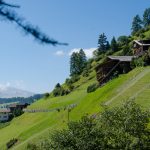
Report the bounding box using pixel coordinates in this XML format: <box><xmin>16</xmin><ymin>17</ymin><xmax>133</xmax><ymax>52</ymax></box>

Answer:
<box><xmin>0</xmin><ymin>94</ymin><xmax>44</xmax><ymax>104</ymax></box>
<box><xmin>0</xmin><ymin>87</ymin><xmax>34</xmax><ymax>98</ymax></box>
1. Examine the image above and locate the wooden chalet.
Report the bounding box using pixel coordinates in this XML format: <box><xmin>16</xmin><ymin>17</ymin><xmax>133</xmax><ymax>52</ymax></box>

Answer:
<box><xmin>133</xmin><ymin>40</ymin><xmax>150</xmax><ymax>56</ymax></box>
<box><xmin>9</xmin><ymin>103</ymin><xmax>29</xmax><ymax>112</ymax></box>
<box><xmin>95</xmin><ymin>56</ymin><xmax>134</xmax><ymax>85</ymax></box>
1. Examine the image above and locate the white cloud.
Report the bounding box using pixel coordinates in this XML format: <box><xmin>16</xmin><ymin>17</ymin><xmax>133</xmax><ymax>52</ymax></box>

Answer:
<box><xmin>0</xmin><ymin>80</ymin><xmax>25</xmax><ymax>90</ymax></box>
<box><xmin>55</xmin><ymin>50</ymin><xmax>65</xmax><ymax>56</ymax></box>
<box><xmin>0</xmin><ymin>82</ymin><xmax>11</xmax><ymax>91</ymax></box>
<box><xmin>69</xmin><ymin>48</ymin><xmax>96</xmax><ymax>58</ymax></box>
<box><xmin>14</xmin><ymin>80</ymin><xmax>25</xmax><ymax>89</ymax></box>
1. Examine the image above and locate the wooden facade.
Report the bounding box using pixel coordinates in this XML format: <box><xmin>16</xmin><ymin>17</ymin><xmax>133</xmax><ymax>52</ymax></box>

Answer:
<box><xmin>95</xmin><ymin>56</ymin><xmax>133</xmax><ymax>85</ymax></box>
<box><xmin>133</xmin><ymin>40</ymin><xmax>150</xmax><ymax>56</ymax></box>
<box><xmin>9</xmin><ymin>103</ymin><xmax>29</xmax><ymax>112</ymax></box>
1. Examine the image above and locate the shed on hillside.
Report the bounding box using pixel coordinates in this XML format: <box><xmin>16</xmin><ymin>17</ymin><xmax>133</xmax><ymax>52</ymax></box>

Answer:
<box><xmin>95</xmin><ymin>56</ymin><xmax>134</xmax><ymax>85</ymax></box>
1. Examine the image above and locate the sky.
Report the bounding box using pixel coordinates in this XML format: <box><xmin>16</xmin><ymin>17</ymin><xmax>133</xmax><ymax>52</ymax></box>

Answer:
<box><xmin>0</xmin><ymin>0</ymin><xmax>149</xmax><ymax>93</ymax></box>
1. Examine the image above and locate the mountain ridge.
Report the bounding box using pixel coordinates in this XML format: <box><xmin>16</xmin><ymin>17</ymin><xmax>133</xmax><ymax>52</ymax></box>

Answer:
<box><xmin>0</xmin><ymin>86</ymin><xmax>34</xmax><ymax>98</ymax></box>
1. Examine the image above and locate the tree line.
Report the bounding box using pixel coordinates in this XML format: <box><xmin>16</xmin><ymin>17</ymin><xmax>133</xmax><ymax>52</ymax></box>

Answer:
<box><xmin>132</xmin><ymin>8</ymin><xmax>150</xmax><ymax>35</ymax></box>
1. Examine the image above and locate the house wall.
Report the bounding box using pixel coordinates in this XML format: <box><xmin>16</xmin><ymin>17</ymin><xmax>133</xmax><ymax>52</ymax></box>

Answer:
<box><xmin>96</xmin><ymin>60</ymin><xmax>119</xmax><ymax>84</ymax></box>
<box><xmin>133</xmin><ymin>42</ymin><xmax>150</xmax><ymax>56</ymax></box>
<box><xmin>96</xmin><ymin>60</ymin><xmax>131</xmax><ymax>85</ymax></box>
<box><xmin>0</xmin><ymin>112</ymin><xmax>9</xmax><ymax>121</ymax></box>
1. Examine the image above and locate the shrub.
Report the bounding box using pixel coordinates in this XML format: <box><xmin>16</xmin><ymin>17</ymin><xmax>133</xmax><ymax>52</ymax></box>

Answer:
<box><xmin>27</xmin><ymin>143</ymin><xmax>38</xmax><ymax>150</ymax></box>
<box><xmin>55</xmin><ymin>83</ymin><xmax>61</xmax><ymax>88</ymax></box>
<box><xmin>53</xmin><ymin>87</ymin><xmax>64</xmax><ymax>97</ymax></box>
<box><xmin>32</xmin><ymin>101</ymin><xmax>150</xmax><ymax>150</ymax></box>
<box><xmin>0</xmin><ymin>122</ymin><xmax>10</xmax><ymax>129</ymax></box>
<box><xmin>70</xmin><ymin>75</ymin><xmax>80</xmax><ymax>83</ymax></box>
<box><xmin>82</xmin><ymin>68</ymin><xmax>89</xmax><ymax>77</ymax></box>
<box><xmin>53</xmin><ymin>83</ymin><xmax>65</xmax><ymax>97</ymax></box>
<box><xmin>44</xmin><ymin>93</ymin><xmax>49</xmax><ymax>99</ymax></box>
<box><xmin>117</xmin><ymin>35</ymin><xmax>129</xmax><ymax>47</ymax></box>
<box><xmin>68</xmin><ymin>84</ymin><xmax>74</xmax><ymax>91</ymax></box>
<box><xmin>131</xmin><ymin>48</ymin><xmax>150</xmax><ymax>67</ymax></box>
<box><xmin>65</xmin><ymin>78</ymin><xmax>72</xmax><ymax>85</ymax></box>
<box><xmin>87</xmin><ymin>83</ymin><xmax>99</xmax><ymax>93</ymax></box>
<box><xmin>53</xmin><ymin>84</ymin><xmax>71</xmax><ymax>97</ymax></box>
<box><xmin>6</xmin><ymin>138</ymin><xmax>18</xmax><ymax>149</ymax></box>
<box><xmin>99</xmin><ymin>100</ymin><xmax>150</xmax><ymax>149</ymax></box>
<box><xmin>13</xmin><ymin>108</ymin><xmax>23</xmax><ymax>117</ymax></box>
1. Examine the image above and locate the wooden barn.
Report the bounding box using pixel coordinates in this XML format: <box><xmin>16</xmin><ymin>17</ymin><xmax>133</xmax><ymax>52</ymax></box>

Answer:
<box><xmin>95</xmin><ymin>56</ymin><xmax>134</xmax><ymax>85</ymax></box>
<box><xmin>133</xmin><ymin>40</ymin><xmax>150</xmax><ymax>56</ymax></box>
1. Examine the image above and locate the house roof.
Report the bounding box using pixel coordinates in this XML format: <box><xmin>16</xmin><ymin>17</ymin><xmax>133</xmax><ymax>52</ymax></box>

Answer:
<box><xmin>8</xmin><ymin>103</ymin><xmax>29</xmax><ymax>108</ymax></box>
<box><xmin>107</xmin><ymin>56</ymin><xmax>134</xmax><ymax>62</ymax></box>
<box><xmin>0</xmin><ymin>108</ymin><xmax>10</xmax><ymax>113</ymax></box>
<box><xmin>133</xmin><ymin>40</ymin><xmax>150</xmax><ymax>46</ymax></box>
<box><xmin>95</xmin><ymin>55</ymin><xmax>134</xmax><ymax>70</ymax></box>
<box><xmin>9</xmin><ymin>103</ymin><xmax>17</xmax><ymax>108</ymax></box>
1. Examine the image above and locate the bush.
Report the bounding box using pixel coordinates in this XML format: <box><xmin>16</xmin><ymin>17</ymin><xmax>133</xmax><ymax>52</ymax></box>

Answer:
<box><xmin>117</xmin><ymin>35</ymin><xmax>129</xmax><ymax>47</ymax></box>
<box><xmin>82</xmin><ymin>68</ymin><xmax>89</xmax><ymax>77</ymax></box>
<box><xmin>87</xmin><ymin>83</ymin><xmax>99</xmax><ymax>93</ymax></box>
<box><xmin>53</xmin><ymin>83</ymin><xmax>71</xmax><ymax>97</ymax></box>
<box><xmin>70</xmin><ymin>75</ymin><xmax>80</xmax><ymax>83</ymax></box>
<box><xmin>31</xmin><ymin>101</ymin><xmax>150</xmax><ymax>150</ymax></box>
<box><xmin>13</xmin><ymin>108</ymin><xmax>23</xmax><ymax>117</ymax></box>
<box><xmin>68</xmin><ymin>84</ymin><xmax>74</xmax><ymax>91</ymax></box>
<box><xmin>65</xmin><ymin>78</ymin><xmax>72</xmax><ymax>85</ymax></box>
<box><xmin>53</xmin><ymin>87</ymin><xmax>65</xmax><ymax>97</ymax></box>
<box><xmin>44</xmin><ymin>93</ymin><xmax>49</xmax><ymax>99</ymax></box>
<box><xmin>0</xmin><ymin>122</ymin><xmax>10</xmax><ymax>129</ymax></box>
<box><xmin>27</xmin><ymin>143</ymin><xmax>38</xmax><ymax>150</ymax></box>
<box><xmin>99</xmin><ymin>100</ymin><xmax>150</xmax><ymax>149</ymax></box>
<box><xmin>122</xmin><ymin>45</ymin><xmax>132</xmax><ymax>55</ymax></box>
<box><xmin>131</xmin><ymin>48</ymin><xmax>150</xmax><ymax>68</ymax></box>
<box><xmin>6</xmin><ymin>138</ymin><xmax>18</xmax><ymax>149</ymax></box>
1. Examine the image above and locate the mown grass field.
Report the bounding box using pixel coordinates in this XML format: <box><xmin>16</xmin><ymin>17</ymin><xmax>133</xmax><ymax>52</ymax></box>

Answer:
<box><xmin>0</xmin><ymin>67</ymin><xmax>150</xmax><ymax>150</ymax></box>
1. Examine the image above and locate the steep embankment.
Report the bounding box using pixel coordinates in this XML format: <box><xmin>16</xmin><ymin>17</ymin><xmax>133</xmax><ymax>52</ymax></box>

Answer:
<box><xmin>0</xmin><ymin>67</ymin><xmax>150</xmax><ymax>150</ymax></box>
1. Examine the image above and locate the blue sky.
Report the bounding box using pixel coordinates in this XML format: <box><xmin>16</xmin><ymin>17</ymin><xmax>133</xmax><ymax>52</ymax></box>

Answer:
<box><xmin>0</xmin><ymin>0</ymin><xmax>149</xmax><ymax>93</ymax></box>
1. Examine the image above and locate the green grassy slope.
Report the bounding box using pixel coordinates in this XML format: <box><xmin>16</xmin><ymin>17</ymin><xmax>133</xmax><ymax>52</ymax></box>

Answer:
<box><xmin>0</xmin><ymin>67</ymin><xmax>150</xmax><ymax>150</ymax></box>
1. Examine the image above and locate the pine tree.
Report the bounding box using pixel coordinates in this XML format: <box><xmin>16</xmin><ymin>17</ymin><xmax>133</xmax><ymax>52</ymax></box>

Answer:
<box><xmin>70</xmin><ymin>52</ymin><xmax>80</xmax><ymax>76</ymax></box>
<box><xmin>70</xmin><ymin>49</ymin><xmax>87</xmax><ymax>76</ymax></box>
<box><xmin>98</xmin><ymin>33</ymin><xmax>109</xmax><ymax>53</ymax></box>
<box><xmin>111</xmin><ymin>37</ymin><xmax>118</xmax><ymax>52</ymax></box>
<box><xmin>131</xmin><ymin>15</ymin><xmax>142</xmax><ymax>35</ymax></box>
<box><xmin>106</xmin><ymin>41</ymin><xmax>110</xmax><ymax>50</ymax></box>
<box><xmin>143</xmin><ymin>8</ymin><xmax>150</xmax><ymax>27</ymax></box>
<box><xmin>79</xmin><ymin>49</ymin><xmax>87</xmax><ymax>71</ymax></box>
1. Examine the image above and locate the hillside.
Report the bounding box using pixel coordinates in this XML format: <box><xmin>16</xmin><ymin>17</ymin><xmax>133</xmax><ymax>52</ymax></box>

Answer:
<box><xmin>0</xmin><ymin>67</ymin><xmax>150</xmax><ymax>149</ymax></box>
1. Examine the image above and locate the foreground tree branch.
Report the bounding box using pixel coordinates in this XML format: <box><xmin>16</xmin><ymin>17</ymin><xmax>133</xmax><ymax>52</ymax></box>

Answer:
<box><xmin>0</xmin><ymin>0</ymin><xmax>20</xmax><ymax>8</ymax></box>
<box><xmin>0</xmin><ymin>1</ymin><xmax>68</xmax><ymax>46</ymax></box>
